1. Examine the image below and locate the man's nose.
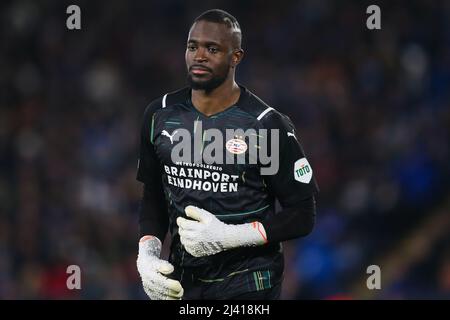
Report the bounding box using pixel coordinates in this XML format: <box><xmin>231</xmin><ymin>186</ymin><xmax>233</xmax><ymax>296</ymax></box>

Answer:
<box><xmin>194</xmin><ymin>47</ymin><xmax>207</xmax><ymax>62</ymax></box>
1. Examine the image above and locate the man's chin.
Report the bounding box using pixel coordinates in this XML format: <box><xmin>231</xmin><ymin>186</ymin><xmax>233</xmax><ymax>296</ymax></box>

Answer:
<box><xmin>190</xmin><ymin>81</ymin><xmax>212</xmax><ymax>91</ymax></box>
<box><xmin>188</xmin><ymin>79</ymin><xmax>213</xmax><ymax>91</ymax></box>
<box><xmin>187</xmin><ymin>75</ymin><xmax>226</xmax><ymax>92</ymax></box>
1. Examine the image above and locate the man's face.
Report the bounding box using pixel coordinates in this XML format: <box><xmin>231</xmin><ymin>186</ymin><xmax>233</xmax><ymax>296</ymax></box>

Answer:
<box><xmin>185</xmin><ymin>20</ymin><xmax>237</xmax><ymax>91</ymax></box>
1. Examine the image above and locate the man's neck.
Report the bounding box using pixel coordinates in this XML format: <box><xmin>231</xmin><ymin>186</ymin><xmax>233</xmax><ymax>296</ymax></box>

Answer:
<box><xmin>191</xmin><ymin>80</ymin><xmax>241</xmax><ymax>117</ymax></box>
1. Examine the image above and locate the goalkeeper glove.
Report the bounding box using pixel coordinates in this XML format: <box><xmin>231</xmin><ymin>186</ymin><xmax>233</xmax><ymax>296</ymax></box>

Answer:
<box><xmin>176</xmin><ymin>205</ymin><xmax>268</xmax><ymax>258</ymax></box>
<box><xmin>136</xmin><ymin>236</ymin><xmax>184</xmax><ymax>300</ymax></box>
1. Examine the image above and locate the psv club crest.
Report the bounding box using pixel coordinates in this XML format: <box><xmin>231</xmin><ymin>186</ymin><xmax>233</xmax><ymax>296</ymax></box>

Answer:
<box><xmin>226</xmin><ymin>138</ymin><xmax>248</xmax><ymax>155</ymax></box>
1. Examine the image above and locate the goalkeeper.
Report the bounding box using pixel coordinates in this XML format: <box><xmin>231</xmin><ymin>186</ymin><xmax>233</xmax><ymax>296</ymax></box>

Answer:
<box><xmin>136</xmin><ymin>9</ymin><xmax>318</xmax><ymax>300</ymax></box>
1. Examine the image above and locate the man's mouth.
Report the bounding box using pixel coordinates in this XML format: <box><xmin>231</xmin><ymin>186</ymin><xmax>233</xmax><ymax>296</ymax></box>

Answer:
<box><xmin>190</xmin><ymin>66</ymin><xmax>212</xmax><ymax>75</ymax></box>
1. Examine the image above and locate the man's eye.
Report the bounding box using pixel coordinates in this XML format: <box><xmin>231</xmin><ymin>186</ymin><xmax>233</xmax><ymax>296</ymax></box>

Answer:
<box><xmin>187</xmin><ymin>45</ymin><xmax>196</xmax><ymax>51</ymax></box>
<box><xmin>208</xmin><ymin>47</ymin><xmax>218</xmax><ymax>53</ymax></box>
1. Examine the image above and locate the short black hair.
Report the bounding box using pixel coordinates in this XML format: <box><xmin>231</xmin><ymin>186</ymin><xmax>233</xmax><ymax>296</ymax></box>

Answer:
<box><xmin>193</xmin><ymin>9</ymin><xmax>242</xmax><ymax>49</ymax></box>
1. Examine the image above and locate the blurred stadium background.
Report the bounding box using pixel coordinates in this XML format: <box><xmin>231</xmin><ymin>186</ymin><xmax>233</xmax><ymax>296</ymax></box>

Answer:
<box><xmin>1</xmin><ymin>0</ymin><xmax>449</xmax><ymax>299</ymax></box>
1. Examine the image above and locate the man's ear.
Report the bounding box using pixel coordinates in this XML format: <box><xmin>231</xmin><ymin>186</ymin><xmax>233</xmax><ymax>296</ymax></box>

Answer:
<box><xmin>232</xmin><ymin>49</ymin><xmax>244</xmax><ymax>67</ymax></box>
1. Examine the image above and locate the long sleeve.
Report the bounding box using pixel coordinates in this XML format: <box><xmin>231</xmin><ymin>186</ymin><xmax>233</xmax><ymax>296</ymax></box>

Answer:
<box><xmin>138</xmin><ymin>183</ymin><xmax>169</xmax><ymax>240</ymax></box>
<box><xmin>260</xmin><ymin>110</ymin><xmax>319</xmax><ymax>243</ymax></box>
<box><xmin>136</xmin><ymin>98</ymin><xmax>168</xmax><ymax>240</ymax></box>
<box><xmin>261</xmin><ymin>196</ymin><xmax>316</xmax><ymax>243</ymax></box>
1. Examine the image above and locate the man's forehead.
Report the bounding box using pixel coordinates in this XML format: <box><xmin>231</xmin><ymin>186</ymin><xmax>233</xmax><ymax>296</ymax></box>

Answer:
<box><xmin>188</xmin><ymin>21</ymin><xmax>232</xmax><ymax>44</ymax></box>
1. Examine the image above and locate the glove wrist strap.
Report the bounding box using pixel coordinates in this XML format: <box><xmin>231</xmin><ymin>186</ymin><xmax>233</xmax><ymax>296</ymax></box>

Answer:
<box><xmin>139</xmin><ymin>235</ymin><xmax>162</xmax><ymax>257</ymax></box>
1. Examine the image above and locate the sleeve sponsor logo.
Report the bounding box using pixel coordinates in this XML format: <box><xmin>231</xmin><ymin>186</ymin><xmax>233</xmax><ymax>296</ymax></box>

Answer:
<box><xmin>294</xmin><ymin>157</ymin><xmax>313</xmax><ymax>183</ymax></box>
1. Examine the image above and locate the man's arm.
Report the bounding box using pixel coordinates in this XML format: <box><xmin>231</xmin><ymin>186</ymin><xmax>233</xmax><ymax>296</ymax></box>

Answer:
<box><xmin>176</xmin><ymin>196</ymin><xmax>315</xmax><ymax>257</ymax></box>
<box><xmin>135</xmin><ymin>99</ymin><xmax>183</xmax><ymax>300</ymax></box>
<box><xmin>260</xmin><ymin>110</ymin><xmax>319</xmax><ymax>242</ymax></box>
<box><xmin>261</xmin><ymin>196</ymin><xmax>316</xmax><ymax>243</ymax></box>
<box><xmin>138</xmin><ymin>183</ymin><xmax>169</xmax><ymax>240</ymax></box>
<box><xmin>136</xmin><ymin>98</ymin><xmax>169</xmax><ymax>240</ymax></box>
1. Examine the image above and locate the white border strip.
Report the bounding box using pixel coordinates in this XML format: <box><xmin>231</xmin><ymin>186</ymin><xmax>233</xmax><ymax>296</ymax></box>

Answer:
<box><xmin>257</xmin><ymin>107</ymin><xmax>274</xmax><ymax>120</ymax></box>
<box><xmin>162</xmin><ymin>94</ymin><xmax>168</xmax><ymax>108</ymax></box>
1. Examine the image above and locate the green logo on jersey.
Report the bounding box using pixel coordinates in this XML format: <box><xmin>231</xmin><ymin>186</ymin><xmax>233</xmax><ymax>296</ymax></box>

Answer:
<box><xmin>294</xmin><ymin>158</ymin><xmax>313</xmax><ymax>183</ymax></box>
<box><xmin>295</xmin><ymin>164</ymin><xmax>310</xmax><ymax>177</ymax></box>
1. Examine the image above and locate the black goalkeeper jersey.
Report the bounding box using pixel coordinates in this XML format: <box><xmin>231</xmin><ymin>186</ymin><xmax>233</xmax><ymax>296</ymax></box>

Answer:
<box><xmin>137</xmin><ymin>85</ymin><xmax>318</xmax><ymax>298</ymax></box>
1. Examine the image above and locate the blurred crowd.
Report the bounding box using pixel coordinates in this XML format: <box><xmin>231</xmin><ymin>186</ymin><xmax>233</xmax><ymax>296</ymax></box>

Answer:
<box><xmin>1</xmin><ymin>0</ymin><xmax>449</xmax><ymax>299</ymax></box>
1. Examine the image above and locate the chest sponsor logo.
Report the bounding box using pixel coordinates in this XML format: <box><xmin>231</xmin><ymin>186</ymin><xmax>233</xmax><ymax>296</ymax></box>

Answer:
<box><xmin>165</xmin><ymin>163</ymin><xmax>239</xmax><ymax>193</ymax></box>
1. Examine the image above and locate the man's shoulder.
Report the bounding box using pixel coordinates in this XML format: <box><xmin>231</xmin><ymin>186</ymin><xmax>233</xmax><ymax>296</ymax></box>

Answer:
<box><xmin>142</xmin><ymin>87</ymin><xmax>190</xmax><ymax>118</ymax></box>
<box><xmin>239</xmin><ymin>86</ymin><xmax>273</xmax><ymax>119</ymax></box>
<box><xmin>241</xmin><ymin>86</ymin><xmax>293</xmax><ymax>129</ymax></box>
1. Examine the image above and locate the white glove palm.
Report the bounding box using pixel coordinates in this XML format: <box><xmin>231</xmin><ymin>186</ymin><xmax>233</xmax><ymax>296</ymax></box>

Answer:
<box><xmin>136</xmin><ymin>237</ymin><xmax>184</xmax><ymax>300</ymax></box>
<box><xmin>176</xmin><ymin>206</ymin><xmax>267</xmax><ymax>258</ymax></box>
